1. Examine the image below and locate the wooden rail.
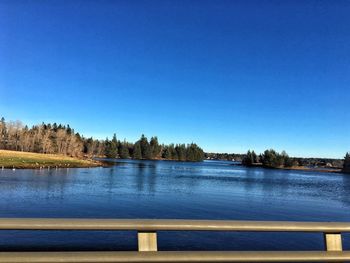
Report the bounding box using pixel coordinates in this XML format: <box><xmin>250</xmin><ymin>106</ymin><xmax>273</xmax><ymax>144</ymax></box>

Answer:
<box><xmin>0</xmin><ymin>218</ymin><xmax>349</xmax><ymax>262</ymax></box>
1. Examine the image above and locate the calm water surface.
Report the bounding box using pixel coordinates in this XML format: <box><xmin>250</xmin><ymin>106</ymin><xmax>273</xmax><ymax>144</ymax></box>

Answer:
<box><xmin>0</xmin><ymin>160</ymin><xmax>349</xmax><ymax>251</ymax></box>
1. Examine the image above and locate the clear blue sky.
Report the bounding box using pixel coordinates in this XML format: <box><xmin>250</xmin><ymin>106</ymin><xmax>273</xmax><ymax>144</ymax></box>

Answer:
<box><xmin>0</xmin><ymin>0</ymin><xmax>349</xmax><ymax>158</ymax></box>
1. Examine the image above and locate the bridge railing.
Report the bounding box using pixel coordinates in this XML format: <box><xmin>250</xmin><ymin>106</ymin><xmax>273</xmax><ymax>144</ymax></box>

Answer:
<box><xmin>0</xmin><ymin>218</ymin><xmax>349</xmax><ymax>262</ymax></box>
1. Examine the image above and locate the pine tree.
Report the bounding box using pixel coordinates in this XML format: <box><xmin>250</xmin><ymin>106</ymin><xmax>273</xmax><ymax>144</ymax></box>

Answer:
<box><xmin>343</xmin><ymin>152</ymin><xmax>350</xmax><ymax>174</ymax></box>
<box><xmin>133</xmin><ymin>142</ymin><xmax>142</xmax><ymax>159</ymax></box>
<box><xmin>162</xmin><ymin>145</ymin><xmax>172</xmax><ymax>159</ymax></box>
<box><xmin>260</xmin><ymin>149</ymin><xmax>290</xmax><ymax>168</ymax></box>
<box><xmin>104</xmin><ymin>134</ymin><xmax>118</xmax><ymax>158</ymax></box>
<box><xmin>120</xmin><ymin>140</ymin><xmax>130</xmax><ymax>159</ymax></box>
<box><xmin>104</xmin><ymin>138</ymin><xmax>110</xmax><ymax>157</ymax></box>
<box><xmin>111</xmin><ymin>133</ymin><xmax>118</xmax><ymax>157</ymax></box>
<box><xmin>242</xmin><ymin>150</ymin><xmax>254</xmax><ymax>166</ymax></box>
<box><xmin>169</xmin><ymin>144</ymin><xmax>177</xmax><ymax>160</ymax></box>
<box><xmin>140</xmin><ymin>134</ymin><xmax>151</xmax><ymax>159</ymax></box>
<box><xmin>83</xmin><ymin>137</ymin><xmax>94</xmax><ymax>155</ymax></box>
<box><xmin>150</xmin><ymin>136</ymin><xmax>161</xmax><ymax>159</ymax></box>
<box><xmin>175</xmin><ymin>144</ymin><xmax>187</xmax><ymax>161</ymax></box>
<box><xmin>261</xmin><ymin>149</ymin><xmax>279</xmax><ymax>168</ymax></box>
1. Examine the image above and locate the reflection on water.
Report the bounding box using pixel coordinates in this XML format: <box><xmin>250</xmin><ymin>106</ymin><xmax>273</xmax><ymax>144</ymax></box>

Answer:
<box><xmin>0</xmin><ymin>160</ymin><xmax>349</xmax><ymax>251</ymax></box>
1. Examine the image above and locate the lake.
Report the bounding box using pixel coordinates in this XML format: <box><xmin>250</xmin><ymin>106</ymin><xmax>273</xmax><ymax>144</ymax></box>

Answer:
<box><xmin>0</xmin><ymin>159</ymin><xmax>349</xmax><ymax>251</ymax></box>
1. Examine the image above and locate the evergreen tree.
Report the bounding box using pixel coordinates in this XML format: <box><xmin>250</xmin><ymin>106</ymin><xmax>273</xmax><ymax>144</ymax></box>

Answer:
<box><xmin>139</xmin><ymin>134</ymin><xmax>151</xmax><ymax>159</ymax></box>
<box><xmin>66</xmin><ymin>124</ymin><xmax>72</xmax><ymax>134</ymax></box>
<box><xmin>111</xmin><ymin>133</ymin><xmax>118</xmax><ymax>156</ymax></box>
<box><xmin>52</xmin><ymin>123</ymin><xmax>58</xmax><ymax>131</ymax></box>
<box><xmin>261</xmin><ymin>149</ymin><xmax>282</xmax><ymax>168</ymax></box>
<box><xmin>281</xmin><ymin>151</ymin><xmax>296</xmax><ymax>167</ymax></box>
<box><xmin>343</xmin><ymin>152</ymin><xmax>350</xmax><ymax>174</ymax></box>
<box><xmin>162</xmin><ymin>145</ymin><xmax>172</xmax><ymax>159</ymax></box>
<box><xmin>169</xmin><ymin>144</ymin><xmax>177</xmax><ymax>160</ymax></box>
<box><xmin>83</xmin><ymin>137</ymin><xmax>94</xmax><ymax>155</ymax></box>
<box><xmin>120</xmin><ymin>140</ymin><xmax>130</xmax><ymax>159</ymax></box>
<box><xmin>175</xmin><ymin>144</ymin><xmax>187</xmax><ymax>161</ymax></box>
<box><xmin>186</xmin><ymin>144</ymin><xmax>195</xmax><ymax>161</ymax></box>
<box><xmin>133</xmin><ymin>141</ymin><xmax>142</xmax><ymax>159</ymax></box>
<box><xmin>162</xmin><ymin>143</ymin><xmax>176</xmax><ymax>160</ymax></box>
<box><xmin>104</xmin><ymin>134</ymin><xmax>118</xmax><ymax>158</ymax></box>
<box><xmin>150</xmin><ymin>136</ymin><xmax>161</xmax><ymax>159</ymax></box>
<box><xmin>242</xmin><ymin>150</ymin><xmax>258</xmax><ymax>166</ymax></box>
<box><xmin>117</xmin><ymin>140</ymin><xmax>122</xmax><ymax>156</ymax></box>
<box><xmin>104</xmin><ymin>138</ymin><xmax>111</xmax><ymax>157</ymax></box>
<box><xmin>260</xmin><ymin>149</ymin><xmax>292</xmax><ymax>168</ymax></box>
<box><xmin>185</xmin><ymin>143</ymin><xmax>204</xmax><ymax>161</ymax></box>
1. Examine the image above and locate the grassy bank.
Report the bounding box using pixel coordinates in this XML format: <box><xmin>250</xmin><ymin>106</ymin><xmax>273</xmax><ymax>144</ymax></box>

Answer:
<box><xmin>0</xmin><ymin>150</ymin><xmax>103</xmax><ymax>169</ymax></box>
<box><xmin>280</xmin><ymin>165</ymin><xmax>341</xmax><ymax>173</ymax></box>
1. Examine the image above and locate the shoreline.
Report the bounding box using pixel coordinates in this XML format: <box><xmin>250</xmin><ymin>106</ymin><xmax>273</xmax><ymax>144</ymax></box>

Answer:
<box><xmin>0</xmin><ymin>150</ymin><xmax>344</xmax><ymax>174</ymax></box>
<box><xmin>279</xmin><ymin>166</ymin><xmax>342</xmax><ymax>173</ymax></box>
<box><xmin>242</xmin><ymin>163</ymin><xmax>342</xmax><ymax>174</ymax></box>
<box><xmin>0</xmin><ymin>150</ymin><xmax>106</xmax><ymax>169</ymax></box>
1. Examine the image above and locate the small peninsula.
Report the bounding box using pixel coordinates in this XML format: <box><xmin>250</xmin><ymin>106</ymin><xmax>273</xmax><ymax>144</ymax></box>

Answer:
<box><xmin>0</xmin><ymin>150</ymin><xmax>102</xmax><ymax>169</ymax></box>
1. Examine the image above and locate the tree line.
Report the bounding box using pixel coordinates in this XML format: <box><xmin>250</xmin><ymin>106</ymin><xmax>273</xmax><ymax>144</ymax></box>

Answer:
<box><xmin>105</xmin><ymin>134</ymin><xmax>204</xmax><ymax>162</ymax></box>
<box><xmin>242</xmin><ymin>149</ymin><xmax>297</xmax><ymax>168</ymax></box>
<box><xmin>0</xmin><ymin>117</ymin><xmax>204</xmax><ymax>162</ymax></box>
<box><xmin>242</xmin><ymin>149</ymin><xmax>349</xmax><ymax>171</ymax></box>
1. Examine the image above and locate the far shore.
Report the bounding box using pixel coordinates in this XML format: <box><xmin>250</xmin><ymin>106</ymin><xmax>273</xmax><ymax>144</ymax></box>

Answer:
<box><xmin>0</xmin><ymin>150</ymin><xmax>344</xmax><ymax>174</ymax></box>
<box><xmin>242</xmin><ymin>163</ymin><xmax>342</xmax><ymax>174</ymax></box>
<box><xmin>279</xmin><ymin>165</ymin><xmax>341</xmax><ymax>173</ymax></box>
<box><xmin>0</xmin><ymin>150</ymin><xmax>106</xmax><ymax>169</ymax></box>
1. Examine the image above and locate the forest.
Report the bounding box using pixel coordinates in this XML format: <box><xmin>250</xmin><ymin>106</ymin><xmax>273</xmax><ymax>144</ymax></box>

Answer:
<box><xmin>0</xmin><ymin>117</ymin><xmax>204</xmax><ymax>162</ymax></box>
<box><xmin>242</xmin><ymin>149</ymin><xmax>297</xmax><ymax>168</ymax></box>
<box><xmin>242</xmin><ymin>149</ymin><xmax>348</xmax><ymax>173</ymax></box>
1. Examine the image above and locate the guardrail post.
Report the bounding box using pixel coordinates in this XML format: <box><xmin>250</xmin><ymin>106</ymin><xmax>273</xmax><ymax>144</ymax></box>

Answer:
<box><xmin>324</xmin><ymin>233</ymin><xmax>342</xmax><ymax>251</ymax></box>
<box><xmin>138</xmin><ymin>231</ymin><xmax>157</xmax><ymax>251</ymax></box>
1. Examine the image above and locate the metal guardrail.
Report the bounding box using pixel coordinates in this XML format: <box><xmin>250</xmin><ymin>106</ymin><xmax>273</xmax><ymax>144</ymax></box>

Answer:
<box><xmin>1</xmin><ymin>251</ymin><xmax>350</xmax><ymax>263</ymax></box>
<box><xmin>0</xmin><ymin>218</ymin><xmax>349</xmax><ymax>262</ymax></box>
